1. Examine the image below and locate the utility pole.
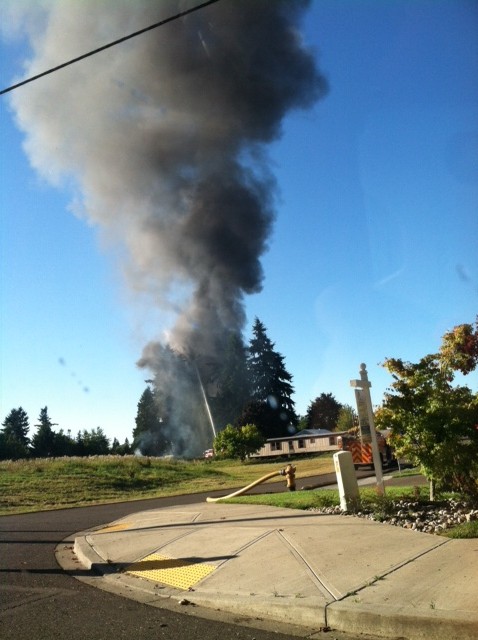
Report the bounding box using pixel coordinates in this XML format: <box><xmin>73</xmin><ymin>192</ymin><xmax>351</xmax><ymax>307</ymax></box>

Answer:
<box><xmin>350</xmin><ymin>363</ymin><xmax>385</xmax><ymax>495</ymax></box>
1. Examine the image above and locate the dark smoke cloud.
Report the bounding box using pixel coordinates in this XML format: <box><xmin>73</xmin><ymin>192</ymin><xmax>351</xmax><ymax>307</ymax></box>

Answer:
<box><xmin>6</xmin><ymin>0</ymin><xmax>327</xmax><ymax>455</ymax></box>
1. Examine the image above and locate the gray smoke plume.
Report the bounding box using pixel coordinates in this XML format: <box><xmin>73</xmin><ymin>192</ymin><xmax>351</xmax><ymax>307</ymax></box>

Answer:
<box><xmin>6</xmin><ymin>0</ymin><xmax>327</xmax><ymax>455</ymax></box>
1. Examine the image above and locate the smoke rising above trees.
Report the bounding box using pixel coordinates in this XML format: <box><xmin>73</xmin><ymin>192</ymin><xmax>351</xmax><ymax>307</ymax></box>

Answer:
<box><xmin>6</xmin><ymin>0</ymin><xmax>327</xmax><ymax>455</ymax></box>
<box><xmin>133</xmin><ymin>319</ymin><xmax>297</xmax><ymax>456</ymax></box>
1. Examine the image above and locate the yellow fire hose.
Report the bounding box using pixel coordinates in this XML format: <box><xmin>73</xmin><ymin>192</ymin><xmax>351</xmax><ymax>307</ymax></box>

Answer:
<box><xmin>206</xmin><ymin>469</ymin><xmax>285</xmax><ymax>503</ymax></box>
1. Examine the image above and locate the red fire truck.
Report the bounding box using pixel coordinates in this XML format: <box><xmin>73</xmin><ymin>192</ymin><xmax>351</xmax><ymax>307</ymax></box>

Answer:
<box><xmin>337</xmin><ymin>430</ymin><xmax>394</xmax><ymax>470</ymax></box>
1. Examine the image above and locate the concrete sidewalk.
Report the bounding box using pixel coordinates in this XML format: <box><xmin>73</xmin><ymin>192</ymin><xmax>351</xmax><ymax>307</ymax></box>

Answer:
<box><xmin>67</xmin><ymin>500</ymin><xmax>478</xmax><ymax>640</ymax></box>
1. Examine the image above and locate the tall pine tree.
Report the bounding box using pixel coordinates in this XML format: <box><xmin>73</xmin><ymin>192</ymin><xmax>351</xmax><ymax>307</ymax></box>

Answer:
<box><xmin>133</xmin><ymin>386</ymin><xmax>170</xmax><ymax>456</ymax></box>
<box><xmin>245</xmin><ymin>318</ymin><xmax>297</xmax><ymax>438</ymax></box>
<box><xmin>1</xmin><ymin>407</ymin><xmax>30</xmax><ymax>459</ymax></box>
<box><xmin>31</xmin><ymin>407</ymin><xmax>57</xmax><ymax>458</ymax></box>
<box><xmin>1</xmin><ymin>407</ymin><xmax>30</xmax><ymax>446</ymax></box>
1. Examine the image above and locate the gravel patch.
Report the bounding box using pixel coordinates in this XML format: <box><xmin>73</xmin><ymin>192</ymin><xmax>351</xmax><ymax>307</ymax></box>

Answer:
<box><xmin>310</xmin><ymin>499</ymin><xmax>478</xmax><ymax>535</ymax></box>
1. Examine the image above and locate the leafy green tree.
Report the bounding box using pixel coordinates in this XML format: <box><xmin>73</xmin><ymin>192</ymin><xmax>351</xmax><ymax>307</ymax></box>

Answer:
<box><xmin>296</xmin><ymin>414</ymin><xmax>308</xmax><ymax>431</ymax></box>
<box><xmin>306</xmin><ymin>393</ymin><xmax>342</xmax><ymax>431</ymax></box>
<box><xmin>439</xmin><ymin>316</ymin><xmax>478</xmax><ymax>374</ymax></box>
<box><xmin>247</xmin><ymin>318</ymin><xmax>297</xmax><ymax>437</ymax></box>
<box><xmin>31</xmin><ymin>407</ymin><xmax>57</xmax><ymax>458</ymax></box>
<box><xmin>336</xmin><ymin>404</ymin><xmax>356</xmax><ymax>432</ymax></box>
<box><xmin>1</xmin><ymin>407</ymin><xmax>30</xmax><ymax>459</ymax></box>
<box><xmin>377</xmin><ymin>344</ymin><xmax>478</xmax><ymax>499</ymax></box>
<box><xmin>213</xmin><ymin>423</ymin><xmax>265</xmax><ymax>461</ymax></box>
<box><xmin>213</xmin><ymin>332</ymin><xmax>251</xmax><ymax>430</ymax></box>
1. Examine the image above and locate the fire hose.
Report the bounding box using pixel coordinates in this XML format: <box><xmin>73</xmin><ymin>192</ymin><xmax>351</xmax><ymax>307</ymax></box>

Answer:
<box><xmin>206</xmin><ymin>464</ymin><xmax>296</xmax><ymax>502</ymax></box>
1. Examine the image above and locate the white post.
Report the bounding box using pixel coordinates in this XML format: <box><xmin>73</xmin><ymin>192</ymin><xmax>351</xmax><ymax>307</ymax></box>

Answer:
<box><xmin>350</xmin><ymin>363</ymin><xmax>385</xmax><ymax>495</ymax></box>
<box><xmin>333</xmin><ymin>451</ymin><xmax>359</xmax><ymax>511</ymax></box>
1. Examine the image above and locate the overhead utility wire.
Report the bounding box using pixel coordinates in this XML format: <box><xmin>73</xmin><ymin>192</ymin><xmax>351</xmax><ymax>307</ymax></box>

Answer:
<box><xmin>0</xmin><ymin>0</ymin><xmax>221</xmax><ymax>96</ymax></box>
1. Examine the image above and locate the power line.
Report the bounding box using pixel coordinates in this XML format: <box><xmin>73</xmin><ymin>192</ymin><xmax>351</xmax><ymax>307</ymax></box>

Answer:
<box><xmin>0</xmin><ymin>0</ymin><xmax>221</xmax><ymax>96</ymax></box>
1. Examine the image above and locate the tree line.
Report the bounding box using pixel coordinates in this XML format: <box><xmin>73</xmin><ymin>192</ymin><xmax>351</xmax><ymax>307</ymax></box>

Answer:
<box><xmin>1</xmin><ymin>406</ymin><xmax>131</xmax><ymax>460</ymax></box>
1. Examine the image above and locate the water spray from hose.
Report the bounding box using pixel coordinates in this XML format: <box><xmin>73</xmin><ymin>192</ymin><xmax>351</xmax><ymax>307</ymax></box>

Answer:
<box><xmin>194</xmin><ymin>363</ymin><xmax>217</xmax><ymax>440</ymax></box>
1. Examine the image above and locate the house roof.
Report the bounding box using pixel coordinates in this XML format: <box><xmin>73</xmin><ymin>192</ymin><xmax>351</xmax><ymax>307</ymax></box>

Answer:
<box><xmin>263</xmin><ymin>429</ymin><xmax>346</xmax><ymax>443</ymax></box>
<box><xmin>294</xmin><ymin>428</ymin><xmax>334</xmax><ymax>437</ymax></box>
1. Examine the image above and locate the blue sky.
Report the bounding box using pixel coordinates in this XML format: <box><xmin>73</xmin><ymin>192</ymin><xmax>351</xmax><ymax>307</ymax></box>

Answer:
<box><xmin>1</xmin><ymin>0</ymin><xmax>477</xmax><ymax>445</ymax></box>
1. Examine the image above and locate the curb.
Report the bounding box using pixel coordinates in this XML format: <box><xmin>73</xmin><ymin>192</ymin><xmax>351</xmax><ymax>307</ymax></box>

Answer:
<box><xmin>327</xmin><ymin>600</ymin><xmax>478</xmax><ymax>640</ymax></box>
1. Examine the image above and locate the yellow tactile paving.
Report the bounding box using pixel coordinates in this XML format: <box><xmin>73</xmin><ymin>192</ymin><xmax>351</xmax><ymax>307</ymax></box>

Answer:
<box><xmin>126</xmin><ymin>553</ymin><xmax>216</xmax><ymax>590</ymax></box>
<box><xmin>95</xmin><ymin>522</ymin><xmax>132</xmax><ymax>534</ymax></box>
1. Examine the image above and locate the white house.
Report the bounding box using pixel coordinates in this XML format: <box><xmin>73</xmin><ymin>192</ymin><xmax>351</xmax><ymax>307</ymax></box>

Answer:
<box><xmin>250</xmin><ymin>429</ymin><xmax>346</xmax><ymax>459</ymax></box>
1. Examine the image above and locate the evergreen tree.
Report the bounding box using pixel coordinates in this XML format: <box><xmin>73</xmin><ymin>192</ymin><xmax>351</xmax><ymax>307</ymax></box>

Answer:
<box><xmin>53</xmin><ymin>429</ymin><xmax>76</xmax><ymax>456</ymax></box>
<box><xmin>123</xmin><ymin>437</ymin><xmax>132</xmax><ymax>454</ymax></box>
<box><xmin>0</xmin><ymin>432</ymin><xmax>28</xmax><ymax>460</ymax></box>
<box><xmin>133</xmin><ymin>386</ymin><xmax>170</xmax><ymax>456</ymax></box>
<box><xmin>111</xmin><ymin>437</ymin><xmax>131</xmax><ymax>455</ymax></box>
<box><xmin>77</xmin><ymin>427</ymin><xmax>110</xmax><ymax>456</ymax></box>
<box><xmin>213</xmin><ymin>332</ymin><xmax>251</xmax><ymax>430</ymax></box>
<box><xmin>306</xmin><ymin>393</ymin><xmax>343</xmax><ymax>431</ymax></box>
<box><xmin>74</xmin><ymin>430</ymin><xmax>86</xmax><ymax>456</ymax></box>
<box><xmin>1</xmin><ymin>407</ymin><xmax>30</xmax><ymax>446</ymax></box>
<box><xmin>246</xmin><ymin>318</ymin><xmax>297</xmax><ymax>438</ymax></box>
<box><xmin>31</xmin><ymin>407</ymin><xmax>57</xmax><ymax>458</ymax></box>
<box><xmin>248</xmin><ymin>318</ymin><xmax>277</xmax><ymax>400</ymax></box>
<box><xmin>1</xmin><ymin>407</ymin><xmax>30</xmax><ymax>459</ymax></box>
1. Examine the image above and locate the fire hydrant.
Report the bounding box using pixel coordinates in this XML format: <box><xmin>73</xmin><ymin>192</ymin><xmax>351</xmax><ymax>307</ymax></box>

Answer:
<box><xmin>280</xmin><ymin>464</ymin><xmax>296</xmax><ymax>492</ymax></box>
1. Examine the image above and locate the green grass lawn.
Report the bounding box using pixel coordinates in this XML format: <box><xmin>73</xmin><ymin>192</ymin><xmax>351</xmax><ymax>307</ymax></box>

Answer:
<box><xmin>225</xmin><ymin>484</ymin><xmax>431</xmax><ymax>509</ymax></box>
<box><xmin>443</xmin><ymin>520</ymin><xmax>478</xmax><ymax>539</ymax></box>
<box><xmin>0</xmin><ymin>453</ymin><xmax>334</xmax><ymax>514</ymax></box>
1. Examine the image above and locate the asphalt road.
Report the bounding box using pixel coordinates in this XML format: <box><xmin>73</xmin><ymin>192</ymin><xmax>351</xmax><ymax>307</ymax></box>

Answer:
<box><xmin>0</xmin><ymin>470</ymin><xmax>402</xmax><ymax>640</ymax></box>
